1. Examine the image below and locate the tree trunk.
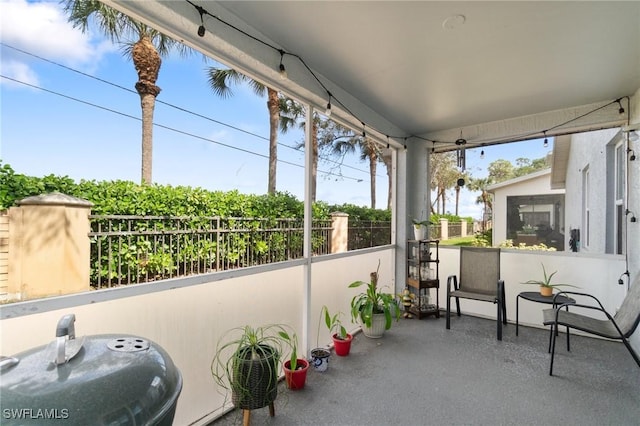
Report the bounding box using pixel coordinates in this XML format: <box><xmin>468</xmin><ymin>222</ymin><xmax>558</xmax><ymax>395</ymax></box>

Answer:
<box><xmin>139</xmin><ymin>93</ymin><xmax>157</xmax><ymax>184</ymax></box>
<box><xmin>132</xmin><ymin>35</ymin><xmax>161</xmax><ymax>185</ymax></box>
<box><xmin>267</xmin><ymin>88</ymin><xmax>279</xmax><ymax>194</ymax></box>
<box><xmin>369</xmin><ymin>150</ymin><xmax>377</xmax><ymax>209</ymax></box>
<box><xmin>381</xmin><ymin>150</ymin><xmax>392</xmax><ymax>210</ymax></box>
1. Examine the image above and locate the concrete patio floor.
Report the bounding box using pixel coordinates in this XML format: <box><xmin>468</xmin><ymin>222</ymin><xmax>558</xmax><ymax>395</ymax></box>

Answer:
<box><xmin>210</xmin><ymin>314</ymin><xmax>640</xmax><ymax>426</ymax></box>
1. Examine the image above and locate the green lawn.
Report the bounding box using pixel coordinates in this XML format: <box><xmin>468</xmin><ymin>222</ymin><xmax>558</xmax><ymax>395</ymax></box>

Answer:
<box><xmin>439</xmin><ymin>236</ymin><xmax>476</xmax><ymax>246</ymax></box>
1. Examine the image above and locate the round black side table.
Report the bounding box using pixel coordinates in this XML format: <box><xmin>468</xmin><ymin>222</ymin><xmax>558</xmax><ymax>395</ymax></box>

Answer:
<box><xmin>516</xmin><ymin>291</ymin><xmax>575</xmax><ymax>336</ymax></box>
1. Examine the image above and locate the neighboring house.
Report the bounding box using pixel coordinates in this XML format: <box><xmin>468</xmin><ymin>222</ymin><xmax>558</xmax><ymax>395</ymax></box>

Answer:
<box><xmin>489</xmin><ymin>128</ymin><xmax>633</xmax><ymax>255</ymax></box>
<box><xmin>551</xmin><ymin>129</ymin><xmax>629</xmax><ymax>255</ymax></box>
<box><xmin>488</xmin><ymin>169</ymin><xmax>565</xmax><ymax>250</ymax></box>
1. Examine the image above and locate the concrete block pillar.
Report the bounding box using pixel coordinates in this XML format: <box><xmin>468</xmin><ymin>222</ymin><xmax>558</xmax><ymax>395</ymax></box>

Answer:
<box><xmin>8</xmin><ymin>193</ymin><xmax>92</xmax><ymax>300</ymax></box>
<box><xmin>440</xmin><ymin>218</ymin><xmax>449</xmax><ymax>241</ymax></box>
<box><xmin>330</xmin><ymin>212</ymin><xmax>349</xmax><ymax>253</ymax></box>
<box><xmin>461</xmin><ymin>220</ymin><xmax>467</xmax><ymax>237</ymax></box>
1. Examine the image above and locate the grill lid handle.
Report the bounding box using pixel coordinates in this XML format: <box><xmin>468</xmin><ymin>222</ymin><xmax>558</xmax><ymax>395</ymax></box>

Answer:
<box><xmin>54</xmin><ymin>314</ymin><xmax>84</xmax><ymax>366</ymax></box>
<box><xmin>56</xmin><ymin>314</ymin><xmax>76</xmax><ymax>339</ymax></box>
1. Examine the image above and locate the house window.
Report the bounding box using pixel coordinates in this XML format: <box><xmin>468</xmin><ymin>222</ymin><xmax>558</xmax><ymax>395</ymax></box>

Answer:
<box><xmin>506</xmin><ymin>194</ymin><xmax>565</xmax><ymax>250</ymax></box>
<box><xmin>582</xmin><ymin>166</ymin><xmax>590</xmax><ymax>248</ymax></box>
<box><xmin>614</xmin><ymin>142</ymin><xmax>625</xmax><ymax>254</ymax></box>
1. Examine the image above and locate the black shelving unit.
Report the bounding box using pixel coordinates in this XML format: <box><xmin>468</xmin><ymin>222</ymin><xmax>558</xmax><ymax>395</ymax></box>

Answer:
<box><xmin>406</xmin><ymin>239</ymin><xmax>440</xmax><ymax>319</ymax></box>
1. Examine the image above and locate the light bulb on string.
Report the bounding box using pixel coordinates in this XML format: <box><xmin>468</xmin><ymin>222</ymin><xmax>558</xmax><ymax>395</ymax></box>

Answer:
<box><xmin>325</xmin><ymin>92</ymin><xmax>332</xmax><ymax>117</ymax></box>
<box><xmin>480</xmin><ymin>150</ymin><xmax>485</xmax><ymax>159</ymax></box>
<box><xmin>195</xmin><ymin>4</ymin><xmax>206</xmax><ymax>37</ymax></box>
<box><xmin>278</xmin><ymin>50</ymin><xmax>287</xmax><ymax>79</ymax></box>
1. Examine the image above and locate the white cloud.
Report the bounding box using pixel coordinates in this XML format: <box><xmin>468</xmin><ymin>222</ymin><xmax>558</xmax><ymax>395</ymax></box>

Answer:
<box><xmin>0</xmin><ymin>60</ymin><xmax>39</xmax><ymax>88</ymax></box>
<box><xmin>0</xmin><ymin>0</ymin><xmax>115</xmax><ymax>80</ymax></box>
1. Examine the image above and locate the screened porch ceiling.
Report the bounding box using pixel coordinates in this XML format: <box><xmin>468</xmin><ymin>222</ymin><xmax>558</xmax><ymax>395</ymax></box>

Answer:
<box><xmin>102</xmin><ymin>1</ymin><xmax>640</xmax><ymax>153</ymax></box>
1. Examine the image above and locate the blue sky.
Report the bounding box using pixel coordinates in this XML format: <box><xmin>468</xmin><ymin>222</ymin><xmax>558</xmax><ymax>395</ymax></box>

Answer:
<box><xmin>0</xmin><ymin>0</ymin><xmax>551</xmax><ymax>219</ymax></box>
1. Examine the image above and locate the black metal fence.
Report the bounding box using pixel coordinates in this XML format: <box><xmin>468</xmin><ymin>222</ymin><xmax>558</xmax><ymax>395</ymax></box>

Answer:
<box><xmin>89</xmin><ymin>215</ymin><xmax>390</xmax><ymax>289</ymax></box>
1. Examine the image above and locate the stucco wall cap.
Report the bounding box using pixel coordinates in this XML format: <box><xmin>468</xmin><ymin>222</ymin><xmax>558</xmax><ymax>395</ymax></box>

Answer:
<box><xmin>16</xmin><ymin>192</ymin><xmax>93</xmax><ymax>208</ymax></box>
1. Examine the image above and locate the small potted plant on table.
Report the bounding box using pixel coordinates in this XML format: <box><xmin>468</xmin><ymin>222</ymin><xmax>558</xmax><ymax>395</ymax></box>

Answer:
<box><xmin>521</xmin><ymin>263</ymin><xmax>578</xmax><ymax>296</ymax></box>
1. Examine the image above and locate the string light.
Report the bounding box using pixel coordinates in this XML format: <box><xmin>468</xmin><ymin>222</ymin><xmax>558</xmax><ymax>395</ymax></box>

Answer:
<box><xmin>185</xmin><ymin>1</ymin><xmax>630</xmax><ymax>153</ymax></box>
<box><xmin>480</xmin><ymin>149</ymin><xmax>485</xmax><ymax>159</ymax></box>
<box><xmin>278</xmin><ymin>50</ymin><xmax>287</xmax><ymax>79</ymax></box>
<box><xmin>194</xmin><ymin>3</ymin><xmax>206</xmax><ymax>37</ymax></box>
<box><xmin>543</xmin><ymin>131</ymin><xmax>548</xmax><ymax>148</ymax></box>
<box><xmin>325</xmin><ymin>91</ymin><xmax>332</xmax><ymax>117</ymax></box>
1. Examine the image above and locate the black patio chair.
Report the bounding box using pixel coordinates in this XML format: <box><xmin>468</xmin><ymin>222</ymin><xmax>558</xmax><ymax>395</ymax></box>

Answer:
<box><xmin>543</xmin><ymin>273</ymin><xmax>640</xmax><ymax>376</ymax></box>
<box><xmin>446</xmin><ymin>247</ymin><xmax>506</xmax><ymax>340</ymax></box>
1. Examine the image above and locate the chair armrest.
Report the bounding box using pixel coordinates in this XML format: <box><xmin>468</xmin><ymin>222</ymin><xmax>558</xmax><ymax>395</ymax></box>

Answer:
<box><xmin>549</xmin><ymin>302</ymin><xmax>616</xmax><ymax>325</ymax></box>
<box><xmin>447</xmin><ymin>275</ymin><xmax>458</xmax><ymax>294</ymax></box>
<box><xmin>554</xmin><ymin>291</ymin><xmax>606</xmax><ymax>311</ymax></box>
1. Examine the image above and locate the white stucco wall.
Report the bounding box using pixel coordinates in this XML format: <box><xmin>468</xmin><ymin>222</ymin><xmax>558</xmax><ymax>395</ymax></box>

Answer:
<box><xmin>564</xmin><ymin>128</ymin><xmax>619</xmax><ymax>254</ymax></box>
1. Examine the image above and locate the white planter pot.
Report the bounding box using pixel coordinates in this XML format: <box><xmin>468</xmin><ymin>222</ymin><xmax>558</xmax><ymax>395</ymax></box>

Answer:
<box><xmin>413</xmin><ymin>226</ymin><xmax>425</xmax><ymax>241</ymax></box>
<box><xmin>361</xmin><ymin>313</ymin><xmax>387</xmax><ymax>338</ymax></box>
<box><xmin>310</xmin><ymin>348</ymin><xmax>330</xmax><ymax>372</ymax></box>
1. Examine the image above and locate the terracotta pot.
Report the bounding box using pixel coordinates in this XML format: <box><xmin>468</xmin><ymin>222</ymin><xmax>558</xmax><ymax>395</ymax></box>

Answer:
<box><xmin>540</xmin><ymin>286</ymin><xmax>553</xmax><ymax>297</ymax></box>
<box><xmin>332</xmin><ymin>333</ymin><xmax>353</xmax><ymax>356</ymax></box>
<box><xmin>283</xmin><ymin>358</ymin><xmax>309</xmax><ymax>390</ymax></box>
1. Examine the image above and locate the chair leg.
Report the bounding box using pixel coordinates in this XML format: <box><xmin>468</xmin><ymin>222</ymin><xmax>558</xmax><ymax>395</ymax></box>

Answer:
<box><xmin>455</xmin><ymin>297</ymin><xmax>461</xmax><ymax>316</ymax></box>
<box><xmin>549</xmin><ymin>323</ymin><xmax>558</xmax><ymax>376</ymax></box>
<box><xmin>496</xmin><ymin>302</ymin><xmax>502</xmax><ymax>341</ymax></box>
<box><xmin>446</xmin><ymin>295</ymin><xmax>451</xmax><ymax>329</ymax></box>
<box><xmin>501</xmin><ymin>286</ymin><xmax>507</xmax><ymax>325</ymax></box>
<box><xmin>547</xmin><ymin>324</ymin><xmax>553</xmax><ymax>353</ymax></box>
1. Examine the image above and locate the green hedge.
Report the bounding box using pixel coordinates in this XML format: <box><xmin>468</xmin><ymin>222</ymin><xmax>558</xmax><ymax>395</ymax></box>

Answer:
<box><xmin>1</xmin><ymin>162</ymin><xmax>392</xmax><ymax>220</ymax></box>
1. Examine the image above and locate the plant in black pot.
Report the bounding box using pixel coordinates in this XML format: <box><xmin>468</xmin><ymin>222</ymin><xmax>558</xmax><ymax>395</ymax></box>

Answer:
<box><xmin>211</xmin><ymin>324</ymin><xmax>295</xmax><ymax>421</ymax></box>
<box><xmin>349</xmin><ymin>261</ymin><xmax>401</xmax><ymax>338</ymax></box>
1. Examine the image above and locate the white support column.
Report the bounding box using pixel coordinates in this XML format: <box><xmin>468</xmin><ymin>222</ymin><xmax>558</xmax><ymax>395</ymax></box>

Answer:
<box><xmin>302</xmin><ymin>104</ymin><xmax>314</xmax><ymax>355</ymax></box>
<box><xmin>396</xmin><ymin>139</ymin><xmax>430</xmax><ymax>292</ymax></box>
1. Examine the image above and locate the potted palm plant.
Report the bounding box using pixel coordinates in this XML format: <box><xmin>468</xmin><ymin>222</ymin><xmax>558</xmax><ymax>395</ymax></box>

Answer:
<box><xmin>321</xmin><ymin>305</ymin><xmax>353</xmax><ymax>356</ymax></box>
<box><xmin>521</xmin><ymin>263</ymin><xmax>578</xmax><ymax>296</ymax></box>
<box><xmin>349</xmin><ymin>261</ymin><xmax>401</xmax><ymax>338</ymax></box>
<box><xmin>210</xmin><ymin>324</ymin><xmax>296</xmax><ymax>413</ymax></box>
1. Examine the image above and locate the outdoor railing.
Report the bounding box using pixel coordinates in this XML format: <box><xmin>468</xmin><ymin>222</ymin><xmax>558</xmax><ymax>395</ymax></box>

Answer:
<box><xmin>348</xmin><ymin>220</ymin><xmax>392</xmax><ymax>250</ymax></box>
<box><xmin>89</xmin><ymin>215</ymin><xmax>390</xmax><ymax>289</ymax></box>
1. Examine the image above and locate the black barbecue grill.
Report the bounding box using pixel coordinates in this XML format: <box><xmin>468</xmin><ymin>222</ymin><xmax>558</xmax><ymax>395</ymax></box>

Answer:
<box><xmin>0</xmin><ymin>314</ymin><xmax>182</xmax><ymax>425</ymax></box>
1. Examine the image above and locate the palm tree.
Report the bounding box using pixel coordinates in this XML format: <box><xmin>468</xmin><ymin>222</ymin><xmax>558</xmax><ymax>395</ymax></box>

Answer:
<box><xmin>429</xmin><ymin>152</ymin><xmax>457</xmax><ymax>214</ymax></box>
<box><xmin>381</xmin><ymin>149</ymin><xmax>392</xmax><ymax>210</ymax></box>
<box><xmin>207</xmin><ymin>68</ymin><xmax>280</xmax><ymax>194</ymax></box>
<box><xmin>467</xmin><ymin>177</ymin><xmax>493</xmax><ymax>229</ymax></box>
<box><xmin>278</xmin><ymin>97</ymin><xmax>320</xmax><ymax>201</ymax></box>
<box><xmin>63</xmin><ymin>0</ymin><xmax>188</xmax><ymax>184</ymax></box>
